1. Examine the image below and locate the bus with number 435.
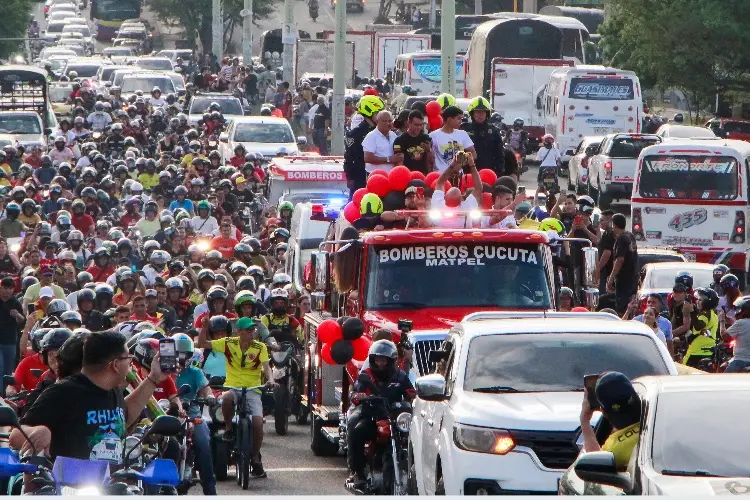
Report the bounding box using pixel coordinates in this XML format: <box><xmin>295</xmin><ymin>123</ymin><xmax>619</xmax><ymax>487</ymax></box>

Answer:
<box><xmin>631</xmin><ymin>139</ymin><xmax>750</xmax><ymax>285</ymax></box>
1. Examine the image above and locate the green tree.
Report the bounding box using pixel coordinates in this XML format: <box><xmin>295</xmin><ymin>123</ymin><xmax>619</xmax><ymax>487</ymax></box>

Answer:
<box><xmin>599</xmin><ymin>0</ymin><xmax>750</xmax><ymax>119</ymax></box>
<box><xmin>0</xmin><ymin>0</ymin><xmax>33</xmax><ymax>61</ymax></box>
<box><xmin>145</xmin><ymin>0</ymin><xmax>277</xmax><ymax>56</ymax></box>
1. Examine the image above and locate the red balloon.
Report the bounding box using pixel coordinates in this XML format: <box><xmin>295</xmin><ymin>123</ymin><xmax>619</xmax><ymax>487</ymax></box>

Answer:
<box><xmin>343</xmin><ymin>202</ymin><xmax>360</xmax><ymax>224</ymax></box>
<box><xmin>481</xmin><ymin>192</ymin><xmax>493</xmax><ymax>210</ymax></box>
<box><xmin>425</xmin><ymin>100</ymin><xmax>442</xmax><ymax>117</ymax></box>
<box><xmin>352</xmin><ymin>188</ymin><xmax>368</xmax><ymax>207</ymax></box>
<box><xmin>427</xmin><ymin>114</ymin><xmax>443</xmax><ymax>131</ymax></box>
<box><xmin>388</xmin><ymin>165</ymin><xmax>411</xmax><ymax>191</ymax></box>
<box><xmin>424</xmin><ymin>171</ymin><xmax>440</xmax><ymax>186</ymax></box>
<box><xmin>351</xmin><ymin>336</ymin><xmax>371</xmax><ymax>362</ymax></box>
<box><xmin>321</xmin><ymin>343</ymin><xmax>335</xmax><ymax>365</ymax></box>
<box><xmin>478</xmin><ymin>169</ymin><xmax>497</xmax><ymax>185</ymax></box>
<box><xmin>409</xmin><ymin>171</ymin><xmax>426</xmax><ymax>181</ymax></box>
<box><xmin>318</xmin><ymin>319</ymin><xmax>344</xmax><ymax>344</ymax></box>
<box><xmin>366</xmin><ymin>174</ymin><xmax>391</xmax><ymax>198</ymax></box>
<box><xmin>571</xmin><ymin>306</ymin><xmax>590</xmax><ymax>312</ymax></box>
<box><xmin>461</xmin><ymin>173</ymin><xmax>474</xmax><ymax>190</ymax></box>
<box><xmin>369</xmin><ymin>169</ymin><xmax>388</xmax><ymax>179</ymax></box>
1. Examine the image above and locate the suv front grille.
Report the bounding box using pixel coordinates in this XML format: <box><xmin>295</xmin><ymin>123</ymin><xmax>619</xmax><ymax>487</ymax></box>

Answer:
<box><xmin>509</xmin><ymin>429</ymin><xmax>579</xmax><ymax>470</ymax></box>
<box><xmin>413</xmin><ymin>339</ymin><xmax>442</xmax><ymax>376</ymax></box>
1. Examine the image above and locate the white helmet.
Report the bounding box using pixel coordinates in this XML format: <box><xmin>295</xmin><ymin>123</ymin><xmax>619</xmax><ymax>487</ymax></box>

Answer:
<box><xmin>272</xmin><ymin>51</ymin><xmax>280</xmax><ymax>59</ymax></box>
<box><xmin>270</xmin><ymin>288</ymin><xmax>289</xmax><ymax>300</ymax></box>
<box><xmin>131</xmin><ymin>182</ymin><xmax>144</xmax><ymax>193</ymax></box>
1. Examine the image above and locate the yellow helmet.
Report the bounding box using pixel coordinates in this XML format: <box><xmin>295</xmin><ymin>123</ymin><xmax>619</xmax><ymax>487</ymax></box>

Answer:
<box><xmin>357</xmin><ymin>95</ymin><xmax>385</xmax><ymax>118</ymax></box>
<box><xmin>360</xmin><ymin>193</ymin><xmax>384</xmax><ymax>216</ymax></box>
<box><xmin>467</xmin><ymin>96</ymin><xmax>491</xmax><ymax>114</ymax></box>
<box><xmin>436</xmin><ymin>93</ymin><xmax>456</xmax><ymax>108</ymax></box>
<box><xmin>539</xmin><ymin>217</ymin><xmax>564</xmax><ymax>236</ymax></box>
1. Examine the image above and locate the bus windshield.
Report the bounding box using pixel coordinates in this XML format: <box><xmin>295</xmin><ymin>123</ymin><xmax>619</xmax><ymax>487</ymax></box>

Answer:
<box><xmin>365</xmin><ymin>242</ymin><xmax>551</xmax><ymax>310</ymax></box>
<box><xmin>92</xmin><ymin>0</ymin><xmax>140</xmax><ymax>21</ymax></box>
<box><xmin>638</xmin><ymin>155</ymin><xmax>739</xmax><ymax>201</ymax></box>
<box><xmin>569</xmin><ymin>77</ymin><xmax>634</xmax><ymax>101</ymax></box>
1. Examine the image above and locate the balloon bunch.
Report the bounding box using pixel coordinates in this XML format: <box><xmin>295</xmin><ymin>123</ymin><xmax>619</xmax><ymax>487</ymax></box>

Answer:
<box><xmin>317</xmin><ymin>317</ymin><xmax>371</xmax><ymax>365</ymax></box>
<box><xmin>343</xmin><ymin>166</ymin><xmax>426</xmax><ymax>223</ymax></box>
<box><xmin>425</xmin><ymin>100</ymin><xmax>443</xmax><ymax>131</ymax></box>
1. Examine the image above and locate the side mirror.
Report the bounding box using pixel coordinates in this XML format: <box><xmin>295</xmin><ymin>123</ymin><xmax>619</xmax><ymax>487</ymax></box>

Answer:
<box><xmin>415</xmin><ymin>374</ymin><xmax>447</xmax><ymax>401</ymax></box>
<box><xmin>104</xmin><ymin>81</ymin><xmax>112</xmax><ymax>87</ymax></box>
<box><xmin>177</xmin><ymin>89</ymin><xmax>186</xmax><ymax>96</ymax></box>
<box><xmin>146</xmin><ymin>415</ymin><xmax>182</xmax><ymax>437</ymax></box>
<box><xmin>573</xmin><ymin>451</ymin><xmax>632</xmax><ymax>491</ymax></box>
<box><xmin>219</xmin><ymin>133</ymin><xmax>229</xmax><ymax>143</ymax></box>
<box><xmin>177</xmin><ymin>384</ymin><xmax>192</xmax><ymax>397</ymax></box>
<box><xmin>0</xmin><ymin>406</ymin><xmax>20</xmax><ymax>428</ymax></box>
<box><xmin>44</xmin><ymin>128</ymin><xmax>52</xmax><ymax>136</ymax></box>
<box><xmin>297</xmin><ymin>136</ymin><xmax>307</xmax><ymax>145</ymax></box>
<box><xmin>310</xmin><ymin>250</ymin><xmax>330</xmax><ymax>293</ymax></box>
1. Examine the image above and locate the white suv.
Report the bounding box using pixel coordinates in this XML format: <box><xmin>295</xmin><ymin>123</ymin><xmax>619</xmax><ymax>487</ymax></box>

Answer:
<box><xmin>408</xmin><ymin>312</ymin><xmax>676</xmax><ymax>495</ymax></box>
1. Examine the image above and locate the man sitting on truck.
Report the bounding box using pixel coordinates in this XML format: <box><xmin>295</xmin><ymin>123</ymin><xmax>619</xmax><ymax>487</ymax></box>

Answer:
<box><xmin>346</xmin><ymin>340</ymin><xmax>415</xmax><ymax>491</ymax></box>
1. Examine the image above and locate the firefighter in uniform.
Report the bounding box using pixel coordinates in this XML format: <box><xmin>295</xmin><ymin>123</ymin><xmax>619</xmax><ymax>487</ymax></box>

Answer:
<box><xmin>344</xmin><ymin>96</ymin><xmax>385</xmax><ymax>199</ymax></box>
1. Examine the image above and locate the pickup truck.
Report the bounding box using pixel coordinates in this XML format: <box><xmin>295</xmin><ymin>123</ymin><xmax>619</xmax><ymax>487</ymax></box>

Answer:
<box><xmin>587</xmin><ymin>133</ymin><xmax>661</xmax><ymax>209</ymax></box>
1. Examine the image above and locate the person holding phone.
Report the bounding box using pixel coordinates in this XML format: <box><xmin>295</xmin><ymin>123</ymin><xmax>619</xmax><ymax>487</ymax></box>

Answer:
<box><xmin>579</xmin><ymin>371</ymin><xmax>641</xmax><ymax>472</ymax></box>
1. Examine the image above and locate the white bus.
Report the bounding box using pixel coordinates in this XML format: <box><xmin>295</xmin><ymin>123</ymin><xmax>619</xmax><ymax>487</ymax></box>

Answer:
<box><xmin>393</xmin><ymin>51</ymin><xmax>467</xmax><ymax>98</ymax></box>
<box><xmin>541</xmin><ymin>66</ymin><xmax>643</xmax><ymax>163</ymax></box>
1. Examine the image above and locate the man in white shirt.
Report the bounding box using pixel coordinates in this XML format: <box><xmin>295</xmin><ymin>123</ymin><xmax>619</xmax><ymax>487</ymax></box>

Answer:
<box><xmin>362</xmin><ymin>110</ymin><xmax>402</xmax><ymax>173</ymax></box>
<box><xmin>429</xmin><ymin>106</ymin><xmax>475</xmax><ymax>172</ymax></box>
<box><xmin>430</xmin><ymin>151</ymin><xmax>482</xmax><ymax>228</ymax></box>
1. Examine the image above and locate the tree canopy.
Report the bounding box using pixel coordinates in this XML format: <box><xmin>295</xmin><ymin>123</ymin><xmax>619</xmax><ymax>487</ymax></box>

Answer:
<box><xmin>599</xmin><ymin>0</ymin><xmax>750</xmax><ymax>112</ymax></box>
<box><xmin>0</xmin><ymin>0</ymin><xmax>33</xmax><ymax>61</ymax></box>
<box><xmin>145</xmin><ymin>0</ymin><xmax>277</xmax><ymax>55</ymax></box>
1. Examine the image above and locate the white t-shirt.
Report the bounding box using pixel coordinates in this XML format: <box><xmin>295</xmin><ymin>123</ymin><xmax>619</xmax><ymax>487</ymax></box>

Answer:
<box><xmin>536</xmin><ymin>146</ymin><xmax>562</xmax><ymax>168</ymax></box>
<box><xmin>482</xmin><ymin>214</ymin><xmax>517</xmax><ymax>229</ymax></box>
<box><xmin>190</xmin><ymin>216</ymin><xmax>219</xmax><ymax>236</ymax></box>
<box><xmin>362</xmin><ymin>128</ymin><xmax>397</xmax><ymax>173</ymax></box>
<box><xmin>430</xmin><ymin>190</ymin><xmax>478</xmax><ymax>228</ymax></box>
<box><xmin>429</xmin><ymin>128</ymin><xmax>474</xmax><ymax>172</ymax></box>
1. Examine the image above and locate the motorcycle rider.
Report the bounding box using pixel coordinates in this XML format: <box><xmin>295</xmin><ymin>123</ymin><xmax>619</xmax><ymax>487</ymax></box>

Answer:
<box><xmin>260</xmin><ymin>288</ymin><xmax>303</xmax><ymax>347</ymax></box>
<box><xmin>346</xmin><ymin>340</ymin><xmax>415</xmax><ymax>490</ymax></box>
<box><xmin>174</xmin><ymin>333</ymin><xmax>217</xmax><ymax>495</ymax></box>
<box><xmin>711</xmin><ymin>264</ymin><xmax>730</xmax><ymax>297</ymax></box>
<box><xmin>87</xmin><ymin>102</ymin><xmax>112</xmax><ymax>132</ymax></box>
<box><xmin>536</xmin><ymin>134</ymin><xmax>561</xmax><ymax>190</ymax></box>
<box><xmin>460</xmin><ymin>96</ymin><xmax>508</xmax><ymax>177</ymax></box>
<box><xmin>506</xmin><ymin>118</ymin><xmax>529</xmax><ymax>163</ymax></box>
<box><xmin>344</xmin><ymin>96</ymin><xmax>385</xmax><ymax>199</ymax></box>
<box><xmin>718</xmin><ymin>273</ymin><xmax>742</xmax><ymax>323</ymax></box>
<box><xmin>682</xmin><ymin>287</ymin><xmax>720</xmax><ymax>368</ymax></box>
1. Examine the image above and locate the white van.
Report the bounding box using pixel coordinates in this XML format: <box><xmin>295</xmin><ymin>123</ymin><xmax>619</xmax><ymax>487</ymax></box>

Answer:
<box><xmin>285</xmin><ymin>202</ymin><xmax>335</xmax><ymax>289</ymax></box>
<box><xmin>542</xmin><ymin>66</ymin><xmax>643</xmax><ymax>164</ymax></box>
<box><xmin>393</xmin><ymin>51</ymin><xmax>467</xmax><ymax>98</ymax></box>
<box><xmin>631</xmin><ymin>139</ymin><xmax>750</xmax><ymax>283</ymax></box>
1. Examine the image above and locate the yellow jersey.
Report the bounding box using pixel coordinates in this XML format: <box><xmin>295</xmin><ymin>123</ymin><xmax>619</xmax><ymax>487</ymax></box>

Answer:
<box><xmin>138</xmin><ymin>172</ymin><xmax>160</xmax><ymax>190</ymax></box>
<box><xmin>602</xmin><ymin>422</ymin><xmax>639</xmax><ymax>471</ymax></box>
<box><xmin>518</xmin><ymin>218</ymin><xmax>541</xmax><ymax>230</ymax></box>
<box><xmin>684</xmin><ymin>310</ymin><xmax>718</xmax><ymax>363</ymax></box>
<box><xmin>209</xmin><ymin>337</ymin><xmax>269</xmax><ymax>389</ymax></box>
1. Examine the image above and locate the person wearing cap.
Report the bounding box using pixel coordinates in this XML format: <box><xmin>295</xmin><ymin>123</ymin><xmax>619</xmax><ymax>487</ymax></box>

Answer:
<box><xmin>381</xmin><ymin>185</ymin><xmax>430</xmax><ymax>229</ymax></box>
<box><xmin>0</xmin><ymin>276</ymin><xmax>24</xmax><ymax>377</ymax></box>
<box><xmin>429</xmin><ymin>106</ymin><xmax>476</xmax><ymax>173</ymax></box>
<box><xmin>197</xmin><ymin>315</ymin><xmax>276</xmax><ymax>479</ymax></box>
<box><xmin>22</xmin><ymin>266</ymin><xmax>65</xmax><ymax>312</ymax></box>
<box><xmin>579</xmin><ymin>371</ymin><xmax>641</xmax><ymax>471</ymax></box>
<box><xmin>515</xmin><ymin>202</ymin><xmax>540</xmax><ymax>230</ymax></box>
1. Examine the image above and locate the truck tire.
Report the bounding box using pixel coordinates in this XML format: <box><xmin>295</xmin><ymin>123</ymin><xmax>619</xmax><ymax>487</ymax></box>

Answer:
<box><xmin>310</xmin><ymin>415</ymin><xmax>339</xmax><ymax>456</ymax></box>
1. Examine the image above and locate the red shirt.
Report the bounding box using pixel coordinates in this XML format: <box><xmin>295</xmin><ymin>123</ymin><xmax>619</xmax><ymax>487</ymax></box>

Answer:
<box><xmin>137</xmin><ymin>366</ymin><xmax>177</xmax><ymax>399</ymax></box>
<box><xmin>130</xmin><ymin>313</ymin><xmax>160</xmax><ymax>323</ymax></box>
<box><xmin>71</xmin><ymin>213</ymin><xmax>94</xmax><ymax>234</ymax></box>
<box><xmin>229</xmin><ymin>156</ymin><xmax>245</xmax><ymax>168</ymax></box>
<box><xmin>193</xmin><ymin>310</ymin><xmax>237</xmax><ymax>329</ymax></box>
<box><xmin>121</xmin><ymin>212</ymin><xmax>141</xmax><ymax>228</ymax></box>
<box><xmin>210</xmin><ymin>236</ymin><xmax>239</xmax><ymax>260</ymax></box>
<box><xmin>254</xmin><ymin>167</ymin><xmax>266</xmax><ymax>182</ymax></box>
<box><xmin>86</xmin><ymin>264</ymin><xmax>115</xmax><ymax>282</ymax></box>
<box><xmin>14</xmin><ymin>353</ymin><xmax>47</xmax><ymax>391</ymax></box>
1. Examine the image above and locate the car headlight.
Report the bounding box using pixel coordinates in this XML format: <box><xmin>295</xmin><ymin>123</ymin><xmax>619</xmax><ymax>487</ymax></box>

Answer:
<box><xmin>396</xmin><ymin>412</ymin><xmax>411</xmax><ymax>433</ymax></box>
<box><xmin>453</xmin><ymin>423</ymin><xmax>515</xmax><ymax>455</ymax></box>
<box><xmin>61</xmin><ymin>486</ymin><xmax>100</xmax><ymax>495</ymax></box>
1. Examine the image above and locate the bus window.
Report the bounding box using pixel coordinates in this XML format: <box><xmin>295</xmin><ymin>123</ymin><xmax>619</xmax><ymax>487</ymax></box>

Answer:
<box><xmin>639</xmin><ymin>155</ymin><xmax>739</xmax><ymax>201</ymax></box>
<box><xmin>569</xmin><ymin>77</ymin><xmax>635</xmax><ymax>101</ymax></box>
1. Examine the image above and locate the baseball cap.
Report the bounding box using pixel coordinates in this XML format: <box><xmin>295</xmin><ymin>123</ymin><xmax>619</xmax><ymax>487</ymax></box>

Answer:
<box><xmin>39</xmin><ymin>286</ymin><xmax>54</xmax><ymax>299</ymax></box>
<box><xmin>405</xmin><ymin>186</ymin><xmax>418</xmax><ymax>195</ymax></box>
<box><xmin>673</xmin><ymin>283</ymin><xmax>687</xmax><ymax>293</ymax></box>
<box><xmin>235</xmin><ymin>176</ymin><xmax>246</xmax><ymax>184</ymax></box>
<box><xmin>514</xmin><ymin>201</ymin><xmax>532</xmax><ymax>216</ymax></box>
<box><xmin>236</xmin><ymin>317</ymin><xmax>255</xmax><ymax>330</ymax></box>
<box><xmin>1</xmin><ymin>277</ymin><xmax>14</xmax><ymax>288</ymax></box>
<box><xmin>145</xmin><ymin>289</ymin><xmax>158</xmax><ymax>298</ymax></box>
<box><xmin>595</xmin><ymin>371</ymin><xmax>640</xmax><ymax>428</ymax></box>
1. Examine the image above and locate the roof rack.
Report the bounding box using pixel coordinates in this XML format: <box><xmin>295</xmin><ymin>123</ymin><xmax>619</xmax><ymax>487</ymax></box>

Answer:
<box><xmin>461</xmin><ymin>311</ymin><xmax>620</xmax><ymax>322</ymax></box>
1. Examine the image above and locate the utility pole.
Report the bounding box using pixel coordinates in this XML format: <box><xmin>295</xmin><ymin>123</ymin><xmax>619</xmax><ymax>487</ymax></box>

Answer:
<box><xmin>212</xmin><ymin>0</ymin><xmax>223</xmax><ymax>59</ymax></box>
<box><xmin>331</xmin><ymin>0</ymin><xmax>347</xmax><ymax>155</ymax></box>
<box><xmin>429</xmin><ymin>0</ymin><xmax>437</xmax><ymax>28</ymax></box>
<box><xmin>241</xmin><ymin>0</ymin><xmax>253</xmax><ymax>67</ymax></box>
<box><xmin>282</xmin><ymin>0</ymin><xmax>295</xmax><ymax>84</ymax></box>
<box><xmin>440</xmin><ymin>0</ymin><xmax>456</xmax><ymax>96</ymax></box>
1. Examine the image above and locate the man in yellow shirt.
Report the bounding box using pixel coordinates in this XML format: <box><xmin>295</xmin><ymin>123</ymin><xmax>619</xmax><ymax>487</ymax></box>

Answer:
<box><xmin>579</xmin><ymin>371</ymin><xmax>641</xmax><ymax>472</ymax></box>
<box><xmin>197</xmin><ymin>316</ymin><xmax>275</xmax><ymax>478</ymax></box>
<box><xmin>137</xmin><ymin>161</ymin><xmax>160</xmax><ymax>190</ymax></box>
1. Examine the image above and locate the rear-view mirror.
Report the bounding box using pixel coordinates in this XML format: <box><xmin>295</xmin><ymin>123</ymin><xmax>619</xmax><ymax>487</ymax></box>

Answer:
<box><xmin>310</xmin><ymin>251</ymin><xmax>330</xmax><ymax>293</ymax></box>
<box><xmin>573</xmin><ymin>451</ymin><xmax>632</xmax><ymax>491</ymax></box>
<box><xmin>297</xmin><ymin>136</ymin><xmax>307</xmax><ymax>145</ymax></box>
<box><xmin>219</xmin><ymin>133</ymin><xmax>229</xmax><ymax>143</ymax></box>
<box><xmin>415</xmin><ymin>374</ymin><xmax>447</xmax><ymax>402</ymax></box>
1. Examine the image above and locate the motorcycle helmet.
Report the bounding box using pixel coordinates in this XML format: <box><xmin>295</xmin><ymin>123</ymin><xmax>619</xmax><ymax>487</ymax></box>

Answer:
<box><xmin>208</xmin><ymin>315</ymin><xmax>231</xmax><ymax>335</ymax></box>
<box><xmin>133</xmin><ymin>338</ymin><xmax>160</xmax><ymax>368</ymax></box>
<box><xmin>61</xmin><ymin>311</ymin><xmax>83</xmax><ymax>328</ymax></box>
<box><xmin>674</xmin><ymin>272</ymin><xmax>694</xmax><ymax>290</ymax></box>
<box><xmin>234</xmin><ymin>290</ymin><xmax>257</xmax><ymax>315</ymax></box>
<box><xmin>720</xmin><ymin>273</ymin><xmax>740</xmax><ymax>290</ymax></box>
<box><xmin>235</xmin><ymin>276</ymin><xmax>256</xmax><ymax>292</ymax></box>
<box><xmin>46</xmin><ymin>299</ymin><xmax>69</xmax><ymax>317</ymax></box>
<box><xmin>41</xmin><ymin>328</ymin><xmax>74</xmax><ymax>365</ymax></box>
<box><xmin>694</xmin><ymin>287</ymin><xmax>719</xmax><ymax>310</ymax></box>
<box><xmin>367</xmin><ymin>340</ymin><xmax>398</xmax><ymax>379</ymax></box>
<box><xmin>713</xmin><ymin>264</ymin><xmax>730</xmax><ymax>283</ymax></box>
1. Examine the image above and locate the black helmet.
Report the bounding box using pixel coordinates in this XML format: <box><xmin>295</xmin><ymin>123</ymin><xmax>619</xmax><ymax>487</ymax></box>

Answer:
<box><xmin>61</xmin><ymin>310</ymin><xmax>83</xmax><ymax>327</ymax></box>
<box><xmin>41</xmin><ymin>328</ymin><xmax>74</xmax><ymax>358</ymax></box>
<box><xmin>235</xmin><ymin>275</ymin><xmax>256</xmax><ymax>292</ymax></box>
<box><xmin>76</xmin><ymin>271</ymin><xmax>93</xmax><ymax>287</ymax></box>
<box><xmin>368</xmin><ymin>340</ymin><xmax>398</xmax><ymax>380</ymax></box>
<box><xmin>21</xmin><ymin>276</ymin><xmax>39</xmax><ymax>294</ymax></box>
<box><xmin>674</xmin><ymin>272</ymin><xmax>694</xmax><ymax>290</ymax></box>
<box><xmin>133</xmin><ymin>338</ymin><xmax>159</xmax><ymax>368</ymax></box>
<box><xmin>208</xmin><ymin>315</ymin><xmax>231</xmax><ymax>333</ymax></box>
<box><xmin>713</xmin><ymin>264</ymin><xmax>730</xmax><ymax>283</ymax></box>
<box><xmin>734</xmin><ymin>296</ymin><xmax>750</xmax><ymax>318</ymax></box>
<box><xmin>77</xmin><ymin>288</ymin><xmax>96</xmax><ymax>306</ymax></box>
<box><xmin>720</xmin><ymin>273</ymin><xmax>740</xmax><ymax>290</ymax></box>
<box><xmin>30</xmin><ymin>328</ymin><xmax>51</xmax><ymax>354</ymax></box>
<box><xmin>694</xmin><ymin>287</ymin><xmax>719</xmax><ymax>310</ymax></box>
<box><xmin>207</xmin><ymin>286</ymin><xmax>228</xmax><ymax>302</ymax></box>
<box><xmin>47</xmin><ymin>299</ymin><xmax>69</xmax><ymax>317</ymax></box>
<box><xmin>234</xmin><ymin>242</ymin><xmax>251</xmax><ymax>257</ymax></box>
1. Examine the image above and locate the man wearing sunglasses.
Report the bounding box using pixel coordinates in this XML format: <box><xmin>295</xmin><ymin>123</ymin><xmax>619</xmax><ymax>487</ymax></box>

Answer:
<box><xmin>197</xmin><ymin>316</ymin><xmax>276</xmax><ymax>479</ymax></box>
<box><xmin>10</xmin><ymin>330</ymin><xmax>168</xmax><ymax>462</ymax></box>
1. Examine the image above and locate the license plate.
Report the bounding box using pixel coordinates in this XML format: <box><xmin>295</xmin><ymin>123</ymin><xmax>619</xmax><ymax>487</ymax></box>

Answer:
<box><xmin>593</xmin><ymin>127</ymin><xmax>609</xmax><ymax>134</ymax></box>
<box><xmin>543</xmin><ymin>177</ymin><xmax>554</xmax><ymax>184</ymax></box>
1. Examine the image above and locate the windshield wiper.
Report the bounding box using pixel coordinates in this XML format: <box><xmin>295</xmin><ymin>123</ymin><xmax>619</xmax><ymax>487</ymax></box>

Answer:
<box><xmin>473</xmin><ymin>386</ymin><xmax>524</xmax><ymax>393</ymax></box>
<box><xmin>375</xmin><ymin>302</ymin><xmax>428</xmax><ymax>309</ymax></box>
<box><xmin>661</xmin><ymin>469</ymin><xmax>722</xmax><ymax>477</ymax></box>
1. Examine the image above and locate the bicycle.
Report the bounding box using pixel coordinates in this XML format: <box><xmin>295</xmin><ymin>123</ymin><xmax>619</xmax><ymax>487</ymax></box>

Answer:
<box><xmin>209</xmin><ymin>378</ymin><xmax>265</xmax><ymax>490</ymax></box>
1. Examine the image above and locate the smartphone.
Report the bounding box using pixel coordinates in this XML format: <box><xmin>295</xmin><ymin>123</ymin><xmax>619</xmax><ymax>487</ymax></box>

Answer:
<box><xmin>27</xmin><ymin>303</ymin><xmax>35</xmax><ymax>314</ymax></box>
<box><xmin>158</xmin><ymin>338</ymin><xmax>178</xmax><ymax>373</ymax></box>
<box><xmin>393</xmin><ymin>145</ymin><xmax>402</xmax><ymax>153</ymax></box>
<box><xmin>583</xmin><ymin>374</ymin><xmax>600</xmax><ymax>410</ymax></box>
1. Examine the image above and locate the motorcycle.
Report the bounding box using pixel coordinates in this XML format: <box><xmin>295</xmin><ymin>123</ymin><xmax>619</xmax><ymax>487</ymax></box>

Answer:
<box><xmin>270</xmin><ymin>341</ymin><xmax>306</xmax><ymax>435</ymax></box>
<box><xmin>346</xmin><ymin>397</ymin><xmax>412</xmax><ymax>495</ymax></box>
<box><xmin>539</xmin><ymin>165</ymin><xmax>560</xmax><ymax>195</ymax></box>
<box><xmin>176</xmin><ymin>385</ymin><xmax>214</xmax><ymax>494</ymax></box>
<box><xmin>309</xmin><ymin>0</ymin><xmax>319</xmax><ymax>21</ymax></box>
